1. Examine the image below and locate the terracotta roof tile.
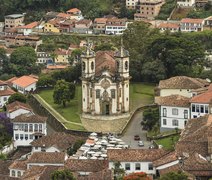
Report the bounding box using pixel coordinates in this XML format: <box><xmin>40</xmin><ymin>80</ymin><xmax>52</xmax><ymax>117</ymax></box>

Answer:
<box><xmin>157</xmin><ymin>95</ymin><xmax>190</xmax><ymax>107</ymax></box>
<box><xmin>75</xmin><ymin>19</ymin><xmax>92</xmax><ymax>25</ymax></box>
<box><xmin>57</xmin><ymin>13</ymin><xmax>70</xmax><ymax>19</ymax></box>
<box><xmin>13</xmin><ymin>114</ymin><xmax>47</xmax><ymax>123</ymax></box>
<box><xmin>158</xmin><ymin>76</ymin><xmax>209</xmax><ymax>89</ymax></box>
<box><xmin>5</xmin><ymin>77</ymin><xmax>18</xmax><ymax>86</ymax></box>
<box><xmin>94</xmin><ymin>18</ymin><xmax>108</xmax><ymax>23</ymax></box>
<box><xmin>31</xmin><ymin>132</ymin><xmax>86</xmax><ymax>151</ymax></box>
<box><xmin>190</xmin><ymin>90</ymin><xmax>212</xmax><ymax>103</ymax></box>
<box><xmin>17</xmin><ymin>22</ymin><xmax>38</xmax><ymax>29</ymax></box>
<box><xmin>153</xmin><ymin>151</ymin><xmax>178</xmax><ymax>167</ymax></box>
<box><xmin>0</xmin><ymin>88</ymin><xmax>15</xmax><ymax>96</ymax></box>
<box><xmin>107</xmin><ymin>149</ymin><xmax>168</xmax><ymax>162</ymax></box>
<box><xmin>77</xmin><ymin>169</ymin><xmax>113</xmax><ymax>180</ymax></box>
<box><xmin>12</xmin><ymin>75</ymin><xmax>38</xmax><ymax>88</ymax></box>
<box><xmin>158</xmin><ymin>22</ymin><xmax>180</xmax><ymax>29</ymax></box>
<box><xmin>6</xmin><ymin>101</ymin><xmax>32</xmax><ymax>113</ymax></box>
<box><xmin>181</xmin><ymin>18</ymin><xmax>204</xmax><ymax>24</ymax></box>
<box><xmin>67</xmin><ymin>8</ymin><xmax>81</xmax><ymax>13</ymax></box>
<box><xmin>158</xmin><ymin>164</ymin><xmax>180</xmax><ymax>175</ymax></box>
<box><xmin>28</xmin><ymin>152</ymin><xmax>66</xmax><ymax>164</ymax></box>
<box><xmin>65</xmin><ymin>159</ymin><xmax>108</xmax><ymax>172</ymax></box>
<box><xmin>9</xmin><ymin>159</ymin><xmax>28</xmax><ymax>170</ymax></box>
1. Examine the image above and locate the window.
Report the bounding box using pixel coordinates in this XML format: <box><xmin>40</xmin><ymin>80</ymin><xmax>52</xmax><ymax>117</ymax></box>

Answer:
<box><xmin>125</xmin><ymin>61</ymin><xmax>128</xmax><ymax>70</ymax></box>
<box><xmin>91</xmin><ymin>61</ymin><xmax>94</xmax><ymax>70</ymax></box>
<box><xmin>111</xmin><ymin>89</ymin><xmax>115</xmax><ymax>99</ymax></box>
<box><xmin>17</xmin><ymin>171</ymin><xmax>21</xmax><ymax>177</ymax></box>
<box><xmin>82</xmin><ymin>62</ymin><xmax>85</xmax><ymax>71</ymax></box>
<box><xmin>3</xmin><ymin>97</ymin><xmax>7</xmax><ymax>101</ymax></box>
<box><xmin>20</xmin><ymin>134</ymin><xmax>23</xmax><ymax>140</ymax></box>
<box><xmin>184</xmin><ymin>110</ymin><xmax>188</xmax><ymax>119</ymax></box>
<box><xmin>200</xmin><ymin>105</ymin><xmax>204</xmax><ymax>113</ymax></box>
<box><xmin>96</xmin><ymin>89</ymin><xmax>100</xmax><ymax>99</ymax></box>
<box><xmin>196</xmin><ymin>105</ymin><xmax>200</xmax><ymax>112</ymax></box>
<box><xmin>11</xmin><ymin>170</ymin><xmax>15</xmax><ymax>177</ymax></box>
<box><xmin>192</xmin><ymin>104</ymin><xmax>195</xmax><ymax>112</ymax></box>
<box><xmin>148</xmin><ymin>163</ymin><xmax>153</xmax><ymax>170</ymax></box>
<box><xmin>25</xmin><ymin>134</ymin><xmax>28</xmax><ymax>140</ymax></box>
<box><xmin>15</xmin><ymin>134</ymin><xmax>19</xmax><ymax>140</ymax></box>
<box><xmin>39</xmin><ymin>124</ymin><xmax>42</xmax><ymax>132</ymax></box>
<box><xmin>135</xmin><ymin>163</ymin><xmax>140</xmax><ymax>170</ymax></box>
<box><xmin>172</xmin><ymin>119</ymin><xmax>178</xmax><ymax>126</ymax></box>
<box><xmin>30</xmin><ymin>135</ymin><xmax>33</xmax><ymax>140</ymax></box>
<box><xmin>205</xmin><ymin>105</ymin><xmax>209</xmax><ymax>113</ymax></box>
<box><xmin>125</xmin><ymin>163</ymin><xmax>130</xmax><ymax>170</ymax></box>
<box><xmin>163</xmin><ymin>108</ymin><xmax>167</xmax><ymax>117</ymax></box>
<box><xmin>29</xmin><ymin>124</ymin><xmax>33</xmax><ymax>132</ymax></box>
<box><xmin>34</xmin><ymin>124</ymin><xmax>38</xmax><ymax>132</ymax></box>
<box><xmin>163</xmin><ymin>119</ymin><xmax>167</xmax><ymax>125</ymax></box>
<box><xmin>172</xmin><ymin>108</ymin><xmax>178</xmax><ymax>115</ymax></box>
<box><xmin>24</xmin><ymin>124</ymin><xmax>28</xmax><ymax>132</ymax></box>
<box><xmin>184</xmin><ymin>120</ymin><xmax>187</xmax><ymax>126</ymax></box>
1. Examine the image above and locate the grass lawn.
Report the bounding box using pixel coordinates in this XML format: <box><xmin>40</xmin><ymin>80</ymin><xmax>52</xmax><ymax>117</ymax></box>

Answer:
<box><xmin>38</xmin><ymin>85</ymin><xmax>83</xmax><ymax>126</ymax></box>
<box><xmin>155</xmin><ymin>134</ymin><xmax>180</xmax><ymax>150</ymax></box>
<box><xmin>130</xmin><ymin>83</ymin><xmax>155</xmax><ymax>110</ymax></box>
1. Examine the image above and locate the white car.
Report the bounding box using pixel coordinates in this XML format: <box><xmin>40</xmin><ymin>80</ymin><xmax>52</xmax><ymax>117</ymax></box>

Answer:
<box><xmin>138</xmin><ymin>141</ymin><xmax>144</xmax><ymax>147</ymax></box>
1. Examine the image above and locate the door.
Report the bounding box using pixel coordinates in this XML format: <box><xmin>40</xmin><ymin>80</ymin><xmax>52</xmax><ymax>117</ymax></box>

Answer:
<box><xmin>102</xmin><ymin>102</ymin><xmax>110</xmax><ymax>115</ymax></box>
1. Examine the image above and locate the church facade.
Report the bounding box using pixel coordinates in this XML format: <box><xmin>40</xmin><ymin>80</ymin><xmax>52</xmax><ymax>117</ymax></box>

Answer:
<box><xmin>81</xmin><ymin>43</ymin><xmax>130</xmax><ymax>117</ymax></box>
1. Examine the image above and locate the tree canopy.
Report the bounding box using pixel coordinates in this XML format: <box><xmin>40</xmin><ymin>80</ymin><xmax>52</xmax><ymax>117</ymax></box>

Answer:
<box><xmin>159</xmin><ymin>171</ymin><xmax>188</xmax><ymax>180</ymax></box>
<box><xmin>8</xmin><ymin>93</ymin><xmax>27</xmax><ymax>104</ymax></box>
<box><xmin>51</xmin><ymin>169</ymin><xmax>75</xmax><ymax>180</ymax></box>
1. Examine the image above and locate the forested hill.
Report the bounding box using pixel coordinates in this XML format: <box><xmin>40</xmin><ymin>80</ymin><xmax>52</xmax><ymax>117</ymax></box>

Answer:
<box><xmin>0</xmin><ymin>0</ymin><xmax>127</xmax><ymax>22</ymax></box>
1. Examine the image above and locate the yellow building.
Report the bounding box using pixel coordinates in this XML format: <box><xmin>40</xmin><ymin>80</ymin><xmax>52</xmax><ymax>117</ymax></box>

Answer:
<box><xmin>44</xmin><ymin>19</ymin><xmax>60</xmax><ymax>33</ymax></box>
<box><xmin>54</xmin><ymin>48</ymin><xmax>72</xmax><ymax>64</ymax></box>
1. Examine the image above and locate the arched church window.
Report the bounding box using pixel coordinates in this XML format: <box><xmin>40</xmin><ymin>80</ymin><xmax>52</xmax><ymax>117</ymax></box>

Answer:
<box><xmin>82</xmin><ymin>62</ymin><xmax>85</xmax><ymax>71</ymax></box>
<box><xmin>125</xmin><ymin>61</ymin><xmax>128</xmax><ymax>70</ymax></box>
<box><xmin>91</xmin><ymin>61</ymin><xmax>94</xmax><ymax>70</ymax></box>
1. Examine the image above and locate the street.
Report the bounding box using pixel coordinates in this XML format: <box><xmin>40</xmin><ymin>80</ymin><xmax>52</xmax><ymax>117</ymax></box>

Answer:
<box><xmin>121</xmin><ymin>110</ymin><xmax>152</xmax><ymax>149</ymax></box>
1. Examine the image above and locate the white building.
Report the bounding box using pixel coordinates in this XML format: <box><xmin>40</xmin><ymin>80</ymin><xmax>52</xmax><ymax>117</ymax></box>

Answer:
<box><xmin>9</xmin><ymin>160</ymin><xmax>28</xmax><ymax>178</ymax></box>
<box><xmin>180</xmin><ymin>18</ymin><xmax>204</xmax><ymax>32</ymax></box>
<box><xmin>190</xmin><ymin>90</ymin><xmax>212</xmax><ymax>118</ymax></box>
<box><xmin>6</xmin><ymin>101</ymin><xmax>34</xmax><ymax>119</ymax></box>
<box><xmin>36</xmin><ymin>52</ymin><xmax>53</xmax><ymax>64</ymax></box>
<box><xmin>158</xmin><ymin>22</ymin><xmax>180</xmax><ymax>32</ymax></box>
<box><xmin>16</xmin><ymin>22</ymin><xmax>38</xmax><ymax>35</ymax></box>
<box><xmin>12</xmin><ymin>114</ymin><xmax>47</xmax><ymax>147</ymax></box>
<box><xmin>156</xmin><ymin>76</ymin><xmax>210</xmax><ymax>98</ymax></box>
<box><xmin>66</xmin><ymin>8</ymin><xmax>84</xmax><ymax>21</ymax></box>
<box><xmin>126</xmin><ymin>0</ymin><xmax>139</xmax><ymax>9</ymax></box>
<box><xmin>0</xmin><ymin>80</ymin><xmax>15</xmax><ymax>108</ymax></box>
<box><xmin>108</xmin><ymin>149</ymin><xmax>168</xmax><ymax>175</ymax></box>
<box><xmin>81</xmin><ymin>42</ymin><xmax>130</xmax><ymax>118</ymax></box>
<box><xmin>12</xmin><ymin>75</ymin><xmax>38</xmax><ymax>94</ymax></box>
<box><xmin>105</xmin><ymin>18</ymin><xmax>128</xmax><ymax>35</ymax></box>
<box><xmin>177</xmin><ymin>0</ymin><xmax>195</xmax><ymax>6</ymax></box>
<box><xmin>157</xmin><ymin>95</ymin><xmax>190</xmax><ymax>131</ymax></box>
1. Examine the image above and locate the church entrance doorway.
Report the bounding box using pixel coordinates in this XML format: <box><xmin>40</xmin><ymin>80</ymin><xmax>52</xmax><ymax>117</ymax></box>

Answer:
<box><xmin>103</xmin><ymin>102</ymin><xmax>110</xmax><ymax>115</ymax></box>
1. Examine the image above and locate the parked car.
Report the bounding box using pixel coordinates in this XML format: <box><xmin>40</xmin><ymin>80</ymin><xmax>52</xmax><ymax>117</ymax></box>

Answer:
<box><xmin>134</xmin><ymin>135</ymin><xmax>140</xmax><ymax>141</ymax></box>
<box><xmin>138</xmin><ymin>141</ymin><xmax>144</xmax><ymax>147</ymax></box>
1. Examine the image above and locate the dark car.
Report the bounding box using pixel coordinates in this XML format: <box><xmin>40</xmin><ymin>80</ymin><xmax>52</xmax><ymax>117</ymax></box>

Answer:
<box><xmin>134</xmin><ymin>135</ymin><xmax>140</xmax><ymax>141</ymax></box>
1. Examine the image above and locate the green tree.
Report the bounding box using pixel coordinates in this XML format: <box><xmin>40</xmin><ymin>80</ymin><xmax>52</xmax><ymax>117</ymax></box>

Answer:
<box><xmin>159</xmin><ymin>171</ymin><xmax>188</xmax><ymax>180</ymax></box>
<box><xmin>142</xmin><ymin>107</ymin><xmax>159</xmax><ymax>131</ymax></box>
<box><xmin>114</xmin><ymin>161</ymin><xmax>125</xmax><ymax>180</ymax></box>
<box><xmin>94</xmin><ymin>43</ymin><xmax>115</xmax><ymax>52</ymax></box>
<box><xmin>67</xmin><ymin>139</ymin><xmax>85</xmax><ymax>156</ymax></box>
<box><xmin>51</xmin><ymin>169</ymin><xmax>76</xmax><ymax>180</ymax></box>
<box><xmin>53</xmin><ymin>80</ymin><xmax>75</xmax><ymax>107</ymax></box>
<box><xmin>8</xmin><ymin>93</ymin><xmax>27</xmax><ymax>104</ymax></box>
<box><xmin>37</xmin><ymin>75</ymin><xmax>56</xmax><ymax>88</ymax></box>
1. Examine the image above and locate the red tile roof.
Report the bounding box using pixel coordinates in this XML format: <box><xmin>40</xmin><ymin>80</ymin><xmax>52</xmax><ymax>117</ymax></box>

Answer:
<box><xmin>157</xmin><ymin>95</ymin><xmax>190</xmax><ymax>107</ymax></box>
<box><xmin>9</xmin><ymin>160</ymin><xmax>28</xmax><ymax>170</ymax></box>
<box><xmin>13</xmin><ymin>114</ymin><xmax>47</xmax><ymax>123</ymax></box>
<box><xmin>153</xmin><ymin>151</ymin><xmax>178</xmax><ymax>167</ymax></box>
<box><xmin>94</xmin><ymin>18</ymin><xmax>108</xmax><ymax>23</ymax></box>
<box><xmin>158</xmin><ymin>22</ymin><xmax>179</xmax><ymax>29</ymax></box>
<box><xmin>57</xmin><ymin>13</ymin><xmax>70</xmax><ymax>19</ymax></box>
<box><xmin>6</xmin><ymin>101</ymin><xmax>32</xmax><ymax>113</ymax></box>
<box><xmin>12</xmin><ymin>75</ymin><xmax>38</xmax><ymax>88</ymax></box>
<box><xmin>0</xmin><ymin>88</ymin><xmax>15</xmax><ymax>96</ymax></box>
<box><xmin>66</xmin><ymin>8</ymin><xmax>81</xmax><ymax>13</ymax></box>
<box><xmin>17</xmin><ymin>22</ymin><xmax>38</xmax><ymax>29</ymax></box>
<box><xmin>190</xmin><ymin>91</ymin><xmax>212</xmax><ymax>103</ymax></box>
<box><xmin>181</xmin><ymin>18</ymin><xmax>204</xmax><ymax>24</ymax></box>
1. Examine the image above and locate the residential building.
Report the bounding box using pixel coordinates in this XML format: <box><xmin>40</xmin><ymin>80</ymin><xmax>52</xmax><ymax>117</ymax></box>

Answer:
<box><xmin>195</xmin><ymin>0</ymin><xmax>208</xmax><ymax>7</ymax></box>
<box><xmin>66</xmin><ymin>8</ymin><xmax>83</xmax><ymax>20</ymax></box>
<box><xmin>31</xmin><ymin>132</ymin><xmax>86</xmax><ymax>153</ymax></box>
<box><xmin>9</xmin><ymin>160</ymin><xmax>28</xmax><ymax>178</ymax></box>
<box><xmin>56</xmin><ymin>13</ymin><xmax>71</xmax><ymax>20</ymax></box>
<box><xmin>137</xmin><ymin>0</ymin><xmax>165</xmax><ymax>20</ymax></box>
<box><xmin>204</xmin><ymin>16</ymin><xmax>212</xmax><ymax>30</ymax></box>
<box><xmin>4</xmin><ymin>14</ymin><xmax>24</xmax><ymax>30</ymax></box>
<box><xmin>44</xmin><ymin>19</ymin><xmax>61</xmax><ymax>33</ymax></box>
<box><xmin>158</xmin><ymin>22</ymin><xmax>180</xmax><ymax>32</ymax></box>
<box><xmin>36</xmin><ymin>52</ymin><xmax>53</xmax><ymax>64</ymax></box>
<box><xmin>12</xmin><ymin>114</ymin><xmax>47</xmax><ymax>147</ymax></box>
<box><xmin>0</xmin><ymin>80</ymin><xmax>15</xmax><ymax>108</ymax></box>
<box><xmin>190</xmin><ymin>90</ymin><xmax>212</xmax><ymax>118</ymax></box>
<box><xmin>177</xmin><ymin>0</ymin><xmax>195</xmax><ymax>6</ymax></box>
<box><xmin>157</xmin><ymin>95</ymin><xmax>190</xmax><ymax>131</ymax></box>
<box><xmin>126</xmin><ymin>0</ymin><xmax>139</xmax><ymax>9</ymax></box>
<box><xmin>180</xmin><ymin>18</ymin><xmax>204</xmax><ymax>32</ymax></box>
<box><xmin>59</xmin><ymin>19</ymin><xmax>76</xmax><ymax>33</ymax></box>
<box><xmin>65</xmin><ymin>159</ymin><xmax>109</xmax><ymax>176</ymax></box>
<box><xmin>105</xmin><ymin>18</ymin><xmax>128</xmax><ymax>35</ymax></box>
<box><xmin>45</xmin><ymin>11</ymin><xmax>59</xmax><ymax>21</ymax></box>
<box><xmin>12</xmin><ymin>75</ymin><xmax>38</xmax><ymax>94</ymax></box>
<box><xmin>73</xmin><ymin>19</ymin><xmax>93</xmax><ymax>34</ymax></box>
<box><xmin>6</xmin><ymin>101</ymin><xmax>34</xmax><ymax>119</ymax></box>
<box><xmin>108</xmin><ymin>149</ymin><xmax>168</xmax><ymax>175</ymax></box>
<box><xmin>54</xmin><ymin>48</ymin><xmax>72</xmax><ymax>64</ymax></box>
<box><xmin>93</xmin><ymin>18</ymin><xmax>107</xmax><ymax>34</ymax></box>
<box><xmin>156</xmin><ymin>76</ymin><xmax>210</xmax><ymax>98</ymax></box>
<box><xmin>5</xmin><ymin>35</ymin><xmax>42</xmax><ymax>47</ymax></box>
<box><xmin>16</xmin><ymin>22</ymin><xmax>38</xmax><ymax>35</ymax></box>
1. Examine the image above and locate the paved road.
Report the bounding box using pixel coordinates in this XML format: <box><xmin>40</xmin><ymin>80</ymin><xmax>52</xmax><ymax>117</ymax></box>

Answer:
<box><xmin>121</xmin><ymin>110</ymin><xmax>152</xmax><ymax>149</ymax></box>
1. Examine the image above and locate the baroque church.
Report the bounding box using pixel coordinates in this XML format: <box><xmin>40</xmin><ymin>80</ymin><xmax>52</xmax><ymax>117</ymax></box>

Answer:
<box><xmin>81</xmin><ymin>41</ymin><xmax>130</xmax><ymax>117</ymax></box>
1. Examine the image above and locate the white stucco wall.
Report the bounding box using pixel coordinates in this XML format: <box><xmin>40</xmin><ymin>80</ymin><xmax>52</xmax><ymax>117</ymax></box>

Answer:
<box><xmin>0</xmin><ymin>95</ymin><xmax>11</xmax><ymax>107</ymax></box>
<box><xmin>160</xmin><ymin>105</ymin><xmax>190</xmax><ymax>129</ymax></box>
<box><xmin>109</xmin><ymin>161</ymin><xmax>155</xmax><ymax>175</ymax></box>
<box><xmin>190</xmin><ymin>103</ymin><xmax>210</xmax><ymax>118</ymax></box>
<box><xmin>9</xmin><ymin>169</ymin><xmax>25</xmax><ymax>178</ymax></box>
<box><xmin>160</xmin><ymin>89</ymin><xmax>192</xmax><ymax>98</ymax></box>
<box><xmin>13</xmin><ymin>82</ymin><xmax>37</xmax><ymax>94</ymax></box>
<box><xmin>7</xmin><ymin>109</ymin><xmax>33</xmax><ymax>119</ymax></box>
